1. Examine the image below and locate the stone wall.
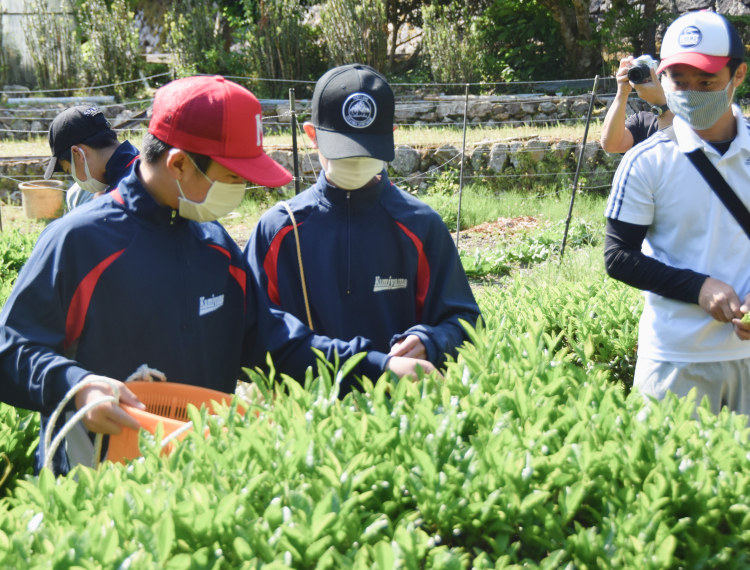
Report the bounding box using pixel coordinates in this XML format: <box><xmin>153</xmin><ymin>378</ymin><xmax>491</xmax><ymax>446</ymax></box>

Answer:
<box><xmin>0</xmin><ymin>137</ymin><xmax>623</xmax><ymax>200</ymax></box>
<box><xmin>0</xmin><ymin>102</ymin><xmax>150</xmax><ymax>141</ymax></box>
<box><xmin>265</xmin><ymin>137</ymin><xmax>622</xmax><ymax>195</ymax></box>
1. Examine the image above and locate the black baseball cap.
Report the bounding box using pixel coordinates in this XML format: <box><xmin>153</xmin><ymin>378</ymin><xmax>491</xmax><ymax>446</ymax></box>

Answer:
<box><xmin>44</xmin><ymin>106</ymin><xmax>112</xmax><ymax>179</ymax></box>
<box><xmin>311</xmin><ymin>64</ymin><xmax>395</xmax><ymax>162</ymax></box>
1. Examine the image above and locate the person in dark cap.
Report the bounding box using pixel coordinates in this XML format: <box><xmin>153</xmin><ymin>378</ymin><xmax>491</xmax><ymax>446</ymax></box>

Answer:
<box><xmin>246</xmin><ymin>64</ymin><xmax>480</xmax><ymax>394</ymax></box>
<box><xmin>45</xmin><ymin>106</ymin><xmax>139</xmax><ymax>209</ymax></box>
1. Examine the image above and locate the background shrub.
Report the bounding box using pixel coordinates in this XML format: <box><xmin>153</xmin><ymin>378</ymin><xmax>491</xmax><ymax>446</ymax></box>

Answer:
<box><xmin>476</xmin><ymin>0</ymin><xmax>565</xmax><ymax>83</ymax></box>
<box><xmin>166</xmin><ymin>0</ymin><xmax>242</xmax><ymax>77</ymax></box>
<box><xmin>243</xmin><ymin>0</ymin><xmax>326</xmax><ymax>98</ymax></box>
<box><xmin>421</xmin><ymin>1</ymin><xmax>479</xmax><ymax>92</ymax></box>
<box><xmin>78</xmin><ymin>0</ymin><xmax>143</xmax><ymax>98</ymax></box>
<box><xmin>24</xmin><ymin>0</ymin><xmax>81</xmax><ymax>91</ymax></box>
<box><xmin>320</xmin><ymin>0</ymin><xmax>389</xmax><ymax>74</ymax></box>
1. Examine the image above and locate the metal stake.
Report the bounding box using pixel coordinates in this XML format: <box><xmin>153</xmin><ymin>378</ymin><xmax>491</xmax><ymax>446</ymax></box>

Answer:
<box><xmin>560</xmin><ymin>75</ymin><xmax>599</xmax><ymax>259</ymax></box>
<box><xmin>290</xmin><ymin>88</ymin><xmax>301</xmax><ymax>195</ymax></box>
<box><xmin>455</xmin><ymin>83</ymin><xmax>470</xmax><ymax>249</ymax></box>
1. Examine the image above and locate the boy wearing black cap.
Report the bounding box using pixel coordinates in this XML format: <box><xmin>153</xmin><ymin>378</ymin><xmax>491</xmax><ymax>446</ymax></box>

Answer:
<box><xmin>45</xmin><ymin>106</ymin><xmax>139</xmax><ymax>209</ymax></box>
<box><xmin>246</xmin><ymin>64</ymin><xmax>480</xmax><ymax>389</ymax></box>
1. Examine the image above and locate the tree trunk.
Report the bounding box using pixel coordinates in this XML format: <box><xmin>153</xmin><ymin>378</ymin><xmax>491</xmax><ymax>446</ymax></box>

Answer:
<box><xmin>642</xmin><ymin>0</ymin><xmax>658</xmax><ymax>58</ymax></box>
<box><xmin>540</xmin><ymin>0</ymin><xmax>600</xmax><ymax>78</ymax></box>
<box><xmin>388</xmin><ymin>18</ymin><xmax>399</xmax><ymax>72</ymax></box>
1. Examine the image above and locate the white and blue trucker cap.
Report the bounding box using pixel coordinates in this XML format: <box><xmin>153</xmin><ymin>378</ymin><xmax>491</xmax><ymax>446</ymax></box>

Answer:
<box><xmin>658</xmin><ymin>11</ymin><xmax>744</xmax><ymax>74</ymax></box>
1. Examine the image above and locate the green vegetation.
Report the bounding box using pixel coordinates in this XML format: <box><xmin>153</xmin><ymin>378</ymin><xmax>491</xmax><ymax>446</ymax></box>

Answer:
<box><xmin>0</xmin><ymin>229</ymin><xmax>39</xmax><ymax>305</ymax></box>
<box><xmin>0</xmin><ymin>405</ymin><xmax>39</xmax><ymax>494</ymax></box>
<box><xmin>460</xmin><ymin>220</ymin><xmax>599</xmax><ymax>278</ymax></box>
<box><xmin>2</xmin><ymin>187</ymin><xmax>742</xmax><ymax>569</ymax></box>
<box><xmin>0</xmin><ymin>309</ymin><xmax>747</xmax><ymax>568</ymax></box>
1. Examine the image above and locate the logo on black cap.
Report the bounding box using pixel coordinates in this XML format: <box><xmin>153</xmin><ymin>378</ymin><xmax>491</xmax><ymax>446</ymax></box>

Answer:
<box><xmin>679</xmin><ymin>26</ymin><xmax>702</xmax><ymax>48</ymax></box>
<box><xmin>342</xmin><ymin>93</ymin><xmax>377</xmax><ymax>129</ymax></box>
<box><xmin>82</xmin><ymin>107</ymin><xmax>101</xmax><ymax>117</ymax></box>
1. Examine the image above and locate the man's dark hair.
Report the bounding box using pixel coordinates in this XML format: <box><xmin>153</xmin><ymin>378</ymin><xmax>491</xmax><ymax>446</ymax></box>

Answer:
<box><xmin>141</xmin><ymin>132</ymin><xmax>212</xmax><ymax>174</ymax></box>
<box><xmin>728</xmin><ymin>57</ymin><xmax>745</xmax><ymax>77</ymax></box>
<box><xmin>58</xmin><ymin>129</ymin><xmax>119</xmax><ymax>164</ymax></box>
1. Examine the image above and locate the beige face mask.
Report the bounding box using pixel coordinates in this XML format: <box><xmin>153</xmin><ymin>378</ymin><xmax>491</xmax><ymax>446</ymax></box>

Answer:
<box><xmin>325</xmin><ymin>157</ymin><xmax>384</xmax><ymax>190</ymax></box>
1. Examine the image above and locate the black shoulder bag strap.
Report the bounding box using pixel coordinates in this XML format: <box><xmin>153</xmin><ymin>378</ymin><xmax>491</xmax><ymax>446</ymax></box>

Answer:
<box><xmin>662</xmin><ymin>125</ymin><xmax>750</xmax><ymax>240</ymax></box>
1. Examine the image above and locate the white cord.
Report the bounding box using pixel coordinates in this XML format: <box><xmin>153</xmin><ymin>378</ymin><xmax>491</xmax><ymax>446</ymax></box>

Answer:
<box><xmin>43</xmin><ymin>377</ymin><xmax>121</xmax><ymax>472</ymax></box>
<box><xmin>160</xmin><ymin>421</ymin><xmax>194</xmax><ymax>448</ymax></box>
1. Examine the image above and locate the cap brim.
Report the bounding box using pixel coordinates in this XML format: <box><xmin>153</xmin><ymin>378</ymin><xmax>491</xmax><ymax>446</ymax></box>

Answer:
<box><xmin>657</xmin><ymin>53</ymin><xmax>730</xmax><ymax>74</ymax></box>
<box><xmin>44</xmin><ymin>157</ymin><xmax>59</xmax><ymax>180</ymax></box>
<box><xmin>315</xmin><ymin>129</ymin><xmax>395</xmax><ymax>162</ymax></box>
<box><xmin>211</xmin><ymin>153</ymin><xmax>293</xmax><ymax>188</ymax></box>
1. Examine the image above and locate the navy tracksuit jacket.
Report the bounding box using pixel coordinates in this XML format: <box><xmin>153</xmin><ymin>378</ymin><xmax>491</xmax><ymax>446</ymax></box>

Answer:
<box><xmin>0</xmin><ymin>164</ymin><xmax>385</xmax><ymax>474</ymax></box>
<box><xmin>246</xmin><ymin>170</ymin><xmax>480</xmax><ymax>382</ymax></box>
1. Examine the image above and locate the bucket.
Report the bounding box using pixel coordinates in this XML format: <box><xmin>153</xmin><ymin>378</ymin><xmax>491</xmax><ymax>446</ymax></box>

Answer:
<box><xmin>107</xmin><ymin>382</ymin><xmax>243</xmax><ymax>464</ymax></box>
<box><xmin>19</xmin><ymin>180</ymin><xmax>65</xmax><ymax>220</ymax></box>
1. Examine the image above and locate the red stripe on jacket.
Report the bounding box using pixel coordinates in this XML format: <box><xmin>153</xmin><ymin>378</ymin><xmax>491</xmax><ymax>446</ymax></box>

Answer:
<box><xmin>125</xmin><ymin>155</ymin><xmax>139</xmax><ymax>169</ymax></box>
<box><xmin>263</xmin><ymin>225</ymin><xmax>297</xmax><ymax>306</ymax></box>
<box><xmin>395</xmin><ymin>222</ymin><xmax>430</xmax><ymax>322</ymax></box>
<box><xmin>64</xmin><ymin>250</ymin><xmax>125</xmax><ymax>351</ymax></box>
<box><xmin>208</xmin><ymin>244</ymin><xmax>247</xmax><ymax>300</ymax></box>
<box><xmin>110</xmin><ymin>189</ymin><xmax>124</xmax><ymax>204</ymax></box>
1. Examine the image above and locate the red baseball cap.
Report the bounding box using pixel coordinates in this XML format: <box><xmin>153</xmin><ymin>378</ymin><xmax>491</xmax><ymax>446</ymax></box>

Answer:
<box><xmin>657</xmin><ymin>11</ymin><xmax>744</xmax><ymax>74</ymax></box>
<box><xmin>149</xmin><ymin>76</ymin><xmax>292</xmax><ymax>187</ymax></box>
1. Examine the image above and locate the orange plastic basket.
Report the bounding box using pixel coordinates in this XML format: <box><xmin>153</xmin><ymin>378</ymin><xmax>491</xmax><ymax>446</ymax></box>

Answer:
<box><xmin>107</xmin><ymin>381</ymin><xmax>242</xmax><ymax>464</ymax></box>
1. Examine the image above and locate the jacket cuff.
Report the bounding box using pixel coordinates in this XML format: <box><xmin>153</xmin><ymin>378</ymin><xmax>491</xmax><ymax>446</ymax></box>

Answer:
<box><xmin>47</xmin><ymin>365</ymin><xmax>92</xmax><ymax>410</ymax></box>
<box><xmin>357</xmin><ymin>351</ymin><xmax>391</xmax><ymax>381</ymax></box>
<box><xmin>391</xmin><ymin>329</ymin><xmax>438</xmax><ymax>364</ymax></box>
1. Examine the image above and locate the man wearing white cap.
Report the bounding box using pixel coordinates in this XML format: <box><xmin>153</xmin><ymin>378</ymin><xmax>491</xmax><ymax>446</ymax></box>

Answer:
<box><xmin>604</xmin><ymin>11</ymin><xmax>750</xmax><ymax>415</ymax></box>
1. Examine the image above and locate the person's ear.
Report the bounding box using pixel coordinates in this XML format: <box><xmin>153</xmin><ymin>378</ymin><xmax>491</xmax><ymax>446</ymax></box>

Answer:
<box><xmin>165</xmin><ymin>148</ymin><xmax>190</xmax><ymax>180</ymax></box>
<box><xmin>303</xmin><ymin>122</ymin><xmax>318</xmax><ymax>149</ymax></box>
<box><xmin>734</xmin><ymin>62</ymin><xmax>747</xmax><ymax>86</ymax></box>
<box><xmin>70</xmin><ymin>146</ymin><xmax>86</xmax><ymax>176</ymax></box>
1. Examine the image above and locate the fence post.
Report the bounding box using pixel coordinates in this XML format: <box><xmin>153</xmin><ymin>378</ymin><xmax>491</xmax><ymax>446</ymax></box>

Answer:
<box><xmin>560</xmin><ymin>75</ymin><xmax>599</xmax><ymax>259</ymax></box>
<box><xmin>289</xmin><ymin>88</ymin><xmax>301</xmax><ymax>195</ymax></box>
<box><xmin>455</xmin><ymin>83</ymin><xmax>470</xmax><ymax>249</ymax></box>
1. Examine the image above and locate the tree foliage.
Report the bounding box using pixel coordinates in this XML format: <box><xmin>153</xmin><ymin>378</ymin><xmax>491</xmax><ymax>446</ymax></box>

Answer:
<box><xmin>320</xmin><ymin>0</ymin><xmax>389</xmax><ymax>74</ymax></box>
<box><xmin>78</xmin><ymin>0</ymin><xmax>143</xmax><ymax>98</ymax></box>
<box><xmin>476</xmin><ymin>0</ymin><xmax>565</xmax><ymax>83</ymax></box>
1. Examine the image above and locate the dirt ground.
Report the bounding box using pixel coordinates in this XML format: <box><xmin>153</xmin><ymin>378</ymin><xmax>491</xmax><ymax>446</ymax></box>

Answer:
<box><xmin>452</xmin><ymin>215</ymin><xmax>540</xmax><ymax>253</ymax></box>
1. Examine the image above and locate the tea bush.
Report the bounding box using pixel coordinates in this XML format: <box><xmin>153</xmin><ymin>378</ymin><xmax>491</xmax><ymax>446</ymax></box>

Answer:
<box><xmin>478</xmin><ymin>272</ymin><xmax>642</xmax><ymax>388</ymax></box>
<box><xmin>0</xmin><ymin>405</ymin><xmax>39</xmax><ymax>495</ymax></box>
<box><xmin>0</xmin><ymin>229</ymin><xmax>38</xmax><ymax>306</ymax></box>
<box><xmin>1</xmin><ymin>318</ymin><xmax>749</xmax><ymax>568</ymax></box>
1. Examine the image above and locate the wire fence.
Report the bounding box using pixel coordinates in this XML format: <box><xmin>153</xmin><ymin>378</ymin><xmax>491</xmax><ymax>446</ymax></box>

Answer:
<box><xmin>0</xmin><ymin>73</ymin><xmax>621</xmax><ymax>239</ymax></box>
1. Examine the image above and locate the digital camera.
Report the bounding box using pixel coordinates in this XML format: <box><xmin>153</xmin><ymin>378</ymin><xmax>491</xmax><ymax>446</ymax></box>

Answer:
<box><xmin>627</xmin><ymin>55</ymin><xmax>659</xmax><ymax>84</ymax></box>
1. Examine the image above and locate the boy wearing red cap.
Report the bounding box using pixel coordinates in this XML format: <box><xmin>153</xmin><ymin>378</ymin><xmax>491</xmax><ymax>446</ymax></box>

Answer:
<box><xmin>604</xmin><ymin>12</ymin><xmax>750</xmax><ymax>415</ymax></box>
<box><xmin>0</xmin><ymin>75</ymin><xmax>433</xmax><ymax>475</ymax></box>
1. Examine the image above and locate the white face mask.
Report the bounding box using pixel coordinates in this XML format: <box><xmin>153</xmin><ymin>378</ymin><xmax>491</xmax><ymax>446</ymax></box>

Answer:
<box><xmin>175</xmin><ymin>154</ymin><xmax>246</xmax><ymax>223</ymax></box>
<box><xmin>70</xmin><ymin>148</ymin><xmax>108</xmax><ymax>194</ymax></box>
<box><xmin>325</xmin><ymin>157</ymin><xmax>385</xmax><ymax>190</ymax></box>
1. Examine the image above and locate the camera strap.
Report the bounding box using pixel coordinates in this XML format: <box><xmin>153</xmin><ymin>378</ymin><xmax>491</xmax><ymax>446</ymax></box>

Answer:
<box><xmin>663</xmin><ymin>126</ymin><xmax>750</xmax><ymax>240</ymax></box>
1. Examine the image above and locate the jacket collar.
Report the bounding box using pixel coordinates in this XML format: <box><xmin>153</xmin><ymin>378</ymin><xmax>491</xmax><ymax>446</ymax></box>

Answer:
<box><xmin>673</xmin><ymin>104</ymin><xmax>750</xmax><ymax>161</ymax></box>
<box><xmin>313</xmin><ymin>169</ymin><xmax>391</xmax><ymax>212</ymax></box>
<box><xmin>104</xmin><ymin>140</ymin><xmax>139</xmax><ymax>190</ymax></box>
<box><xmin>116</xmin><ymin>161</ymin><xmax>189</xmax><ymax>228</ymax></box>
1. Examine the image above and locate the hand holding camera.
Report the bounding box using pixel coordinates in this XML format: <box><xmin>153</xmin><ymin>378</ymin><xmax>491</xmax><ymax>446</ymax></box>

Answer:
<box><xmin>615</xmin><ymin>55</ymin><xmax>667</xmax><ymax>107</ymax></box>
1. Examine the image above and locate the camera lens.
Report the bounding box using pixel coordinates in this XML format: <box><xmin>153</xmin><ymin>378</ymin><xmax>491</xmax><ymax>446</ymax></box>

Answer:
<box><xmin>627</xmin><ymin>63</ymin><xmax>649</xmax><ymax>84</ymax></box>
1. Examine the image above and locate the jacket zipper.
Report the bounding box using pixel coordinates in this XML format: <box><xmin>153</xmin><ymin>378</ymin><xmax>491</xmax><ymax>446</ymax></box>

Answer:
<box><xmin>347</xmin><ymin>192</ymin><xmax>351</xmax><ymax>295</ymax></box>
<box><xmin>171</xmin><ymin>210</ymin><xmax>189</xmax><ymax>331</ymax></box>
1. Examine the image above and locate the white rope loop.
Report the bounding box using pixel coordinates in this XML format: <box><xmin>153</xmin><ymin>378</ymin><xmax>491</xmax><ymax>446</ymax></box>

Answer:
<box><xmin>42</xmin><ymin>377</ymin><xmax>122</xmax><ymax>472</ymax></box>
